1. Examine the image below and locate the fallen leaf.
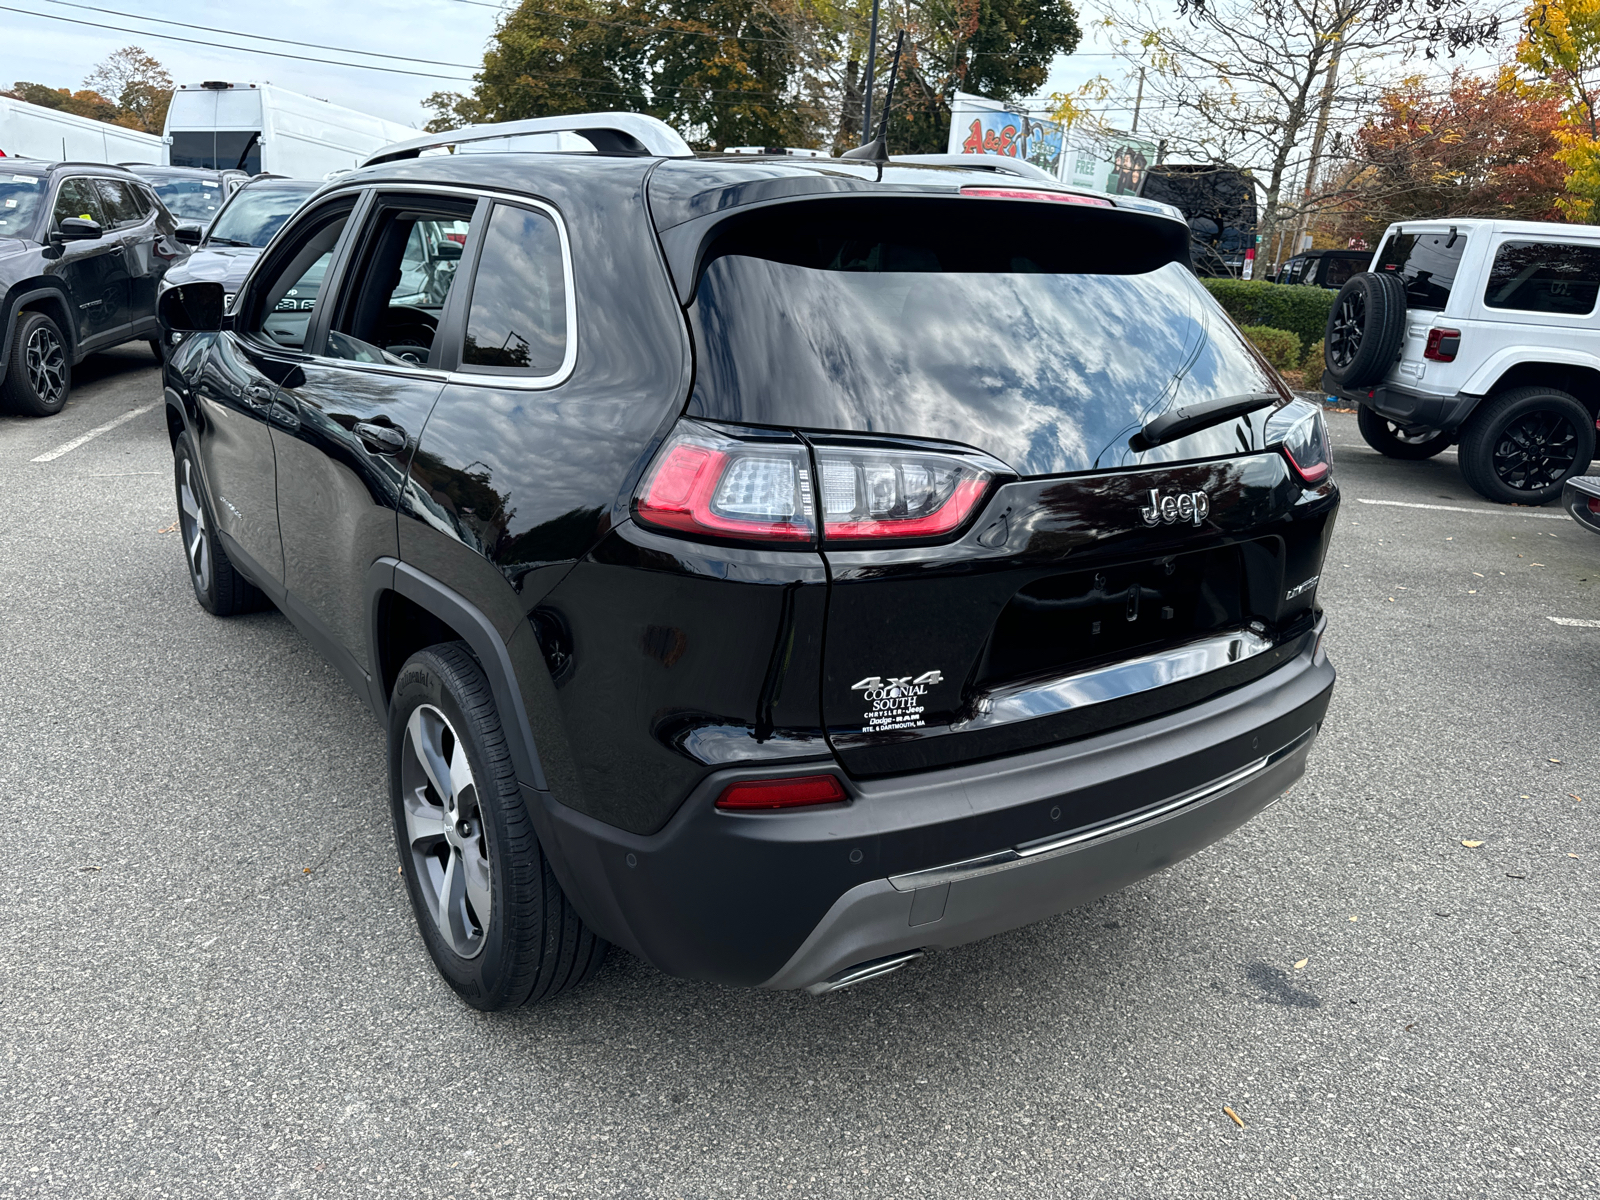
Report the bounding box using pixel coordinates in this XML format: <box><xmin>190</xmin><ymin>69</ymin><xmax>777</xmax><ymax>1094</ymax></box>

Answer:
<box><xmin>1571</xmin><ymin>794</ymin><xmax>1583</xmax><ymax>803</ymax></box>
<box><xmin>1461</xmin><ymin>840</ymin><xmax>1485</xmax><ymax>848</ymax></box>
<box><xmin>1468</xmin><ymin>590</ymin><xmax>1477</xmax><ymax>594</ymax></box>
<box><xmin>1568</xmin><ymin>854</ymin><xmax>1580</xmax><ymax>859</ymax></box>
<box><xmin>1293</xmin><ymin>958</ymin><xmax>1309</xmax><ymax>970</ymax></box>
<box><xmin>1472</xmin><ymin>572</ymin><xmax>1484</xmax><ymax>577</ymax></box>
<box><xmin>1404</xmin><ymin>1023</ymin><xmax>1416</xmax><ymax>1032</ymax></box>
<box><xmin>157</xmin><ymin>521</ymin><xmax>178</xmax><ymax>534</ymax></box>
<box><xmin>1533</xmin><ymin>562</ymin><xmax>1545</xmax><ymax>566</ymax></box>
<box><xmin>1349</xmin><ymin>915</ymin><xmax>1360</xmax><ymax>922</ymax></box>
<box><xmin>78</xmin><ymin>865</ymin><xmax>101</xmax><ymax>872</ymax></box>
<box><xmin>1520</xmin><ymin>795</ymin><xmax>1530</xmax><ymax>799</ymax></box>
<box><xmin>302</xmin><ymin>867</ymin><xmax>312</xmax><ymax>875</ymax></box>
<box><xmin>1223</xmin><ymin>1106</ymin><xmax>1246</xmax><ymax>1129</ymax></box>
<box><xmin>1550</xmin><ymin>758</ymin><xmax>1561</xmax><ymax>764</ymax></box>
<box><xmin>1387</xmin><ymin>597</ymin><xmax>1395</xmax><ymax>602</ymax></box>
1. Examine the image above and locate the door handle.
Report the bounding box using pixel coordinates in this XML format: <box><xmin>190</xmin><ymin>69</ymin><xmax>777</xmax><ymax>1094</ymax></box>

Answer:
<box><xmin>107</xmin><ymin>244</ymin><xmax>125</xmax><ymax>256</ymax></box>
<box><xmin>243</xmin><ymin>384</ymin><xmax>273</xmax><ymax>410</ymax></box>
<box><xmin>355</xmin><ymin>421</ymin><xmax>408</xmax><ymax>454</ymax></box>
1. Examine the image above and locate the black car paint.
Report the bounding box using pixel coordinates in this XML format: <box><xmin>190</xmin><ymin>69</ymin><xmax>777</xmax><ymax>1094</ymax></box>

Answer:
<box><xmin>161</xmin><ymin>152</ymin><xmax>1337</xmax><ymax>988</ymax></box>
<box><xmin>0</xmin><ymin>162</ymin><xmax>186</xmax><ymax>380</ymax></box>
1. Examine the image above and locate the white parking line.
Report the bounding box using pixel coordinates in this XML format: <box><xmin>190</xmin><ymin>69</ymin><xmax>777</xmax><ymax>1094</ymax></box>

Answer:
<box><xmin>1549</xmin><ymin>616</ymin><xmax>1600</xmax><ymax>628</ymax></box>
<box><xmin>30</xmin><ymin>403</ymin><xmax>157</xmax><ymax>463</ymax></box>
<box><xmin>1355</xmin><ymin>497</ymin><xmax>1569</xmax><ymax>520</ymax></box>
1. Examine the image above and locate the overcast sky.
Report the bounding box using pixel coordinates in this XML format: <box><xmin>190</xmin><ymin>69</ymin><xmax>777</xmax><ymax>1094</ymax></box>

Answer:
<box><xmin>1</xmin><ymin>0</ymin><xmax>1479</xmax><ymax>135</ymax></box>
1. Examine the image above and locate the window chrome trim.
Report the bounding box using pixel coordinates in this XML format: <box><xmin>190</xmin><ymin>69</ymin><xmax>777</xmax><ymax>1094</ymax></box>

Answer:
<box><xmin>949</xmin><ymin>626</ymin><xmax>1276</xmax><ymax>735</ymax></box>
<box><xmin>232</xmin><ymin>182</ymin><xmax>578</xmax><ymax>390</ymax></box>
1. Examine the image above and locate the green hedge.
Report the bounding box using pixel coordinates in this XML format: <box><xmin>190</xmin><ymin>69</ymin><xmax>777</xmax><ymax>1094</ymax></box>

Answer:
<box><xmin>1238</xmin><ymin>324</ymin><xmax>1302</xmax><ymax>372</ymax></box>
<box><xmin>1203</xmin><ymin>279</ymin><xmax>1335</xmax><ymax>352</ymax></box>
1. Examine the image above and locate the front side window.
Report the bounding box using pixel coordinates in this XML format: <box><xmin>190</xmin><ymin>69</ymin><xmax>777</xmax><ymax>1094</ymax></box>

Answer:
<box><xmin>93</xmin><ymin>178</ymin><xmax>144</xmax><ymax>229</ymax></box>
<box><xmin>1484</xmin><ymin>240</ymin><xmax>1600</xmax><ymax>315</ymax></box>
<box><xmin>460</xmin><ymin>203</ymin><xmax>569</xmax><ymax>376</ymax></box>
<box><xmin>52</xmin><ymin>178</ymin><xmax>105</xmax><ymax>228</ymax></box>
<box><xmin>323</xmin><ymin>199</ymin><xmax>474</xmax><ymax>368</ymax></box>
<box><xmin>243</xmin><ymin>205</ymin><xmax>352</xmax><ymax>351</ymax></box>
<box><xmin>1374</xmin><ymin>230</ymin><xmax>1468</xmax><ymax>311</ymax></box>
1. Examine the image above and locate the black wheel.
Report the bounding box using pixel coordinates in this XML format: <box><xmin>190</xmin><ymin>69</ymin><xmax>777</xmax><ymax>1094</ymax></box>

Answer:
<box><xmin>1324</xmin><ymin>272</ymin><xmax>1407</xmax><ymax>388</ymax></box>
<box><xmin>148</xmin><ymin>338</ymin><xmax>164</xmax><ymax>362</ymax></box>
<box><xmin>1</xmin><ymin>310</ymin><xmax>71</xmax><ymax>417</ymax></box>
<box><xmin>1458</xmin><ymin>388</ymin><xmax>1596</xmax><ymax>505</ymax></box>
<box><xmin>389</xmin><ymin>643</ymin><xmax>607</xmax><ymax>1010</ymax></box>
<box><xmin>172</xmin><ymin>434</ymin><xmax>264</xmax><ymax>615</ymax></box>
<box><xmin>1357</xmin><ymin>404</ymin><xmax>1453</xmax><ymax>460</ymax></box>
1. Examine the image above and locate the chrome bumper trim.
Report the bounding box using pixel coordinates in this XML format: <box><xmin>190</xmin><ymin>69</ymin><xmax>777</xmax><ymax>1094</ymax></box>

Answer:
<box><xmin>950</xmin><ymin>627</ymin><xmax>1276</xmax><ymax>734</ymax></box>
<box><xmin>804</xmin><ymin>950</ymin><xmax>925</xmax><ymax>995</ymax></box>
<box><xmin>886</xmin><ymin>727</ymin><xmax>1315</xmax><ymax>893</ymax></box>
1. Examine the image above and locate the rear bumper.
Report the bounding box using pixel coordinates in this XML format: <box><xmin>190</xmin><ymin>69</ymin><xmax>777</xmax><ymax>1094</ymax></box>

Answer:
<box><xmin>534</xmin><ymin>621</ymin><xmax>1336</xmax><ymax>990</ymax></box>
<box><xmin>1321</xmin><ymin>371</ymin><xmax>1479</xmax><ymax>433</ymax></box>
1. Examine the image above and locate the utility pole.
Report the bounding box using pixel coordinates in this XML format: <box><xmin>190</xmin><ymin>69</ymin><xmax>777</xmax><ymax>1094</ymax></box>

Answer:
<box><xmin>860</xmin><ymin>0</ymin><xmax>883</xmax><ymax>143</ymax></box>
<box><xmin>1131</xmin><ymin>68</ymin><xmax>1146</xmax><ymax>134</ymax></box>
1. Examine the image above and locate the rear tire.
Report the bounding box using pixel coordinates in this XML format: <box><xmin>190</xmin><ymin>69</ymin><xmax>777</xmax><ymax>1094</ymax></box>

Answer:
<box><xmin>173</xmin><ymin>434</ymin><xmax>264</xmax><ymax>615</ymax></box>
<box><xmin>1458</xmin><ymin>387</ymin><xmax>1595</xmax><ymax>505</ymax></box>
<box><xmin>1357</xmin><ymin>404</ymin><xmax>1453</xmax><ymax>460</ymax></box>
<box><xmin>1325</xmin><ymin>272</ymin><xmax>1407</xmax><ymax>389</ymax></box>
<box><xmin>389</xmin><ymin>642</ymin><xmax>607</xmax><ymax>1010</ymax></box>
<box><xmin>1</xmin><ymin>310</ymin><xmax>71</xmax><ymax>417</ymax></box>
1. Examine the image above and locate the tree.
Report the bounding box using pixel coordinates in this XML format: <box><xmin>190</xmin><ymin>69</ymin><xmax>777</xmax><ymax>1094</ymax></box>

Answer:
<box><xmin>1103</xmin><ymin>0</ymin><xmax>1502</xmax><ymax>257</ymax></box>
<box><xmin>1334</xmin><ymin>68</ymin><xmax>1565</xmax><ymax>244</ymax></box>
<box><xmin>1520</xmin><ymin>0</ymin><xmax>1600</xmax><ymax>219</ymax></box>
<box><xmin>84</xmin><ymin>47</ymin><xmax>172</xmax><ymax>134</ymax></box>
<box><xmin>3</xmin><ymin>82</ymin><xmax>118</xmax><ymax>124</ymax></box>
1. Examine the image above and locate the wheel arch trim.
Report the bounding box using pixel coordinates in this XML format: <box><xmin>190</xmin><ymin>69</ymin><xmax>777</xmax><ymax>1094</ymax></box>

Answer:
<box><xmin>1</xmin><ymin>284</ymin><xmax>77</xmax><ymax>376</ymax></box>
<box><xmin>1462</xmin><ymin>348</ymin><xmax>1600</xmax><ymax>401</ymax></box>
<box><xmin>365</xmin><ymin>558</ymin><xmax>549</xmax><ymax>791</ymax></box>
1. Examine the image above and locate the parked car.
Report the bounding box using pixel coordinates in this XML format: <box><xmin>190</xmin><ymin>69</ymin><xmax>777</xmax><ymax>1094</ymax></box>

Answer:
<box><xmin>157</xmin><ymin>113</ymin><xmax>1338</xmax><ymax>1009</ymax></box>
<box><xmin>1140</xmin><ymin>163</ymin><xmax>1258</xmax><ymax>278</ymax></box>
<box><xmin>1273</xmin><ymin>249</ymin><xmax>1368</xmax><ymax>290</ymax></box>
<box><xmin>1323</xmin><ymin>220</ymin><xmax>1600</xmax><ymax>504</ymax></box>
<box><xmin>123</xmin><ymin>164</ymin><xmax>248</xmax><ymax>241</ymax></box>
<box><xmin>1564</xmin><ymin>476</ymin><xmax>1600</xmax><ymax>534</ymax></box>
<box><xmin>0</xmin><ymin>161</ymin><xmax>187</xmax><ymax>415</ymax></box>
<box><xmin>159</xmin><ymin>177</ymin><xmax>316</xmax><ymax>295</ymax></box>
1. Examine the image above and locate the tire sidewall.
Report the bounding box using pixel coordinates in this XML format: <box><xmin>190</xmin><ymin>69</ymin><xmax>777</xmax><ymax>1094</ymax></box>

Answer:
<box><xmin>1356</xmin><ymin>404</ymin><xmax>1452</xmax><ymax>460</ymax></box>
<box><xmin>7</xmin><ymin>311</ymin><xmax>71</xmax><ymax>417</ymax></box>
<box><xmin>1462</xmin><ymin>390</ymin><xmax>1597</xmax><ymax>505</ymax></box>
<box><xmin>1325</xmin><ymin>272</ymin><xmax>1406</xmax><ymax>389</ymax></box>
<box><xmin>172</xmin><ymin>434</ymin><xmax>222</xmax><ymax>612</ymax></box>
<box><xmin>388</xmin><ymin>652</ymin><xmax>526</xmax><ymax>1010</ymax></box>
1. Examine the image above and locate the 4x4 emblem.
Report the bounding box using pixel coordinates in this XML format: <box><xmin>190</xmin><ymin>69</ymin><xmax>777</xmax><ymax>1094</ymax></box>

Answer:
<box><xmin>1140</xmin><ymin>489</ymin><xmax>1210</xmax><ymax>527</ymax></box>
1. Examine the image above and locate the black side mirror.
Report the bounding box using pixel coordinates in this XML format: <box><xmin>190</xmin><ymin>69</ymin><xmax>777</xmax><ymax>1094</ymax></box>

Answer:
<box><xmin>434</xmin><ymin>240</ymin><xmax>463</xmax><ymax>261</ymax></box>
<box><xmin>159</xmin><ymin>281</ymin><xmax>227</xmax><ymax>334</ymax></box>
<box><xmin>174</xmin><ymin>225</ymin><xmax>204</xmax><ymax>246</ymax></box>
<box><xmin>51</xmin><ymin>217</ymin><xmax>103</xmax><ymax>243</ymax></box>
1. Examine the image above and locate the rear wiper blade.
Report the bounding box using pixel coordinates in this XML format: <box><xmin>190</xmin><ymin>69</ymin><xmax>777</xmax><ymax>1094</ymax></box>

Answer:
<box><xmin>1129</xmin><ymin>391</ymin><xmax>1280</xmax><ymax>452</ymax></box>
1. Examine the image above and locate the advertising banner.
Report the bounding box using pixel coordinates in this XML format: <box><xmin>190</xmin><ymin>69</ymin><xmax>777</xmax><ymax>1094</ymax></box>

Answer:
<box><xmin>946</xmin><ymin>91</ymin><xmax>1065</xmax><ymax>177</ymax></box>
<box><xmin>1063</xmin><ymin>130</ymin><xmax>1161</xmax><ymax>196</ymax></box>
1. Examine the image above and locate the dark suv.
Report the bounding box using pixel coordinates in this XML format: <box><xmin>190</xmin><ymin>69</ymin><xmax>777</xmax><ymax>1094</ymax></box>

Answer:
<box><xmin>1</xmin><ymin>161</ymin><xmax>188</xmax><ymax>415</ymax></box>
<box><xmin>158</xmin><ymin>114</ymin><xmax>1338</xmax><ymax>1008</ymax></box>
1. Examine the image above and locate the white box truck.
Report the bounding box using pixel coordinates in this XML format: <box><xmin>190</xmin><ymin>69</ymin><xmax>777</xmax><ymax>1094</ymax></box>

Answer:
<box><xmin>164</xmin><ymin>82</ymin><xmax>420</xmax><ymax>179</ymax></box>
<box><xmin>0</xmin><ymin>96</ymin><xmax>164</xmax><ymax>163</ymax></box>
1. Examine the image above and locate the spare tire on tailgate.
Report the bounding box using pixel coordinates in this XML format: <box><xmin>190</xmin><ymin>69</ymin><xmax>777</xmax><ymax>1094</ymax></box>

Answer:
<box><xmin>1324</xmin><ymin>271</ymin><xmax>1407</xmax><ymax>388</ymax></box>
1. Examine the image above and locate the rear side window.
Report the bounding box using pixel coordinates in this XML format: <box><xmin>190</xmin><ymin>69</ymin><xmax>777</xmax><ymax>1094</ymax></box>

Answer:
<box><xmin>1484</xmin><ymin>241</ymin><xmax>1600</xmax><ymax>315</ymax></box>
<box><xmin>1375</xmin><ymin>230</ymin><xmax>1468</xmax><ymax>310</ymax></box>
<box><xmin>460</xmin><ymin>203</ymin><xmax>569</xmax><ymax>377</ymax></box>
<box><xmin>1323</xmin><ymin>256</ymin><xmax>1360</xmax><ymax>288</ymax></box>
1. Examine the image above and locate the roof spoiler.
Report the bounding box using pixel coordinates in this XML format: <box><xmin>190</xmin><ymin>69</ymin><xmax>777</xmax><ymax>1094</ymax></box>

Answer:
<box><xmin>363</xmin><ymin>113</ymin><xmax>693</xmax><ymax>167</ymax></box>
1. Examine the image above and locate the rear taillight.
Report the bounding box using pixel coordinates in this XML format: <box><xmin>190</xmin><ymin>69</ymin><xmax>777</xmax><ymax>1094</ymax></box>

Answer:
<box><xmin>1424</xmin><ymin>328</ymin><xmax>1461</xmax><ymax>362</ymax></box>
<box><xmin>1590</xmin><ymin>497</ymin><xmax>1600</xmax><ymax>515</ymax></box>
<box><xmin>716</xmin><ymin>774</ymin><xmax>848</xmax><ymax>811</ymax></box>
<box><xmin>960</xmin><ymin>186</ymin><xmax>1113</xmax><ymax>207</ymax></box>
<box><xmin>1266</xmin><ymin>399</ymin><xmax>1333</xmax><ymax>486</ymax></box>
<box><xmin>814</xmin><ymin>443</ymin><xmax>996</xmax><ymax>540</ymax></box>
<box><xmin>634</xmin><ymin>422</ymin><xmax>815</xmax><ymax>544</ymax></box>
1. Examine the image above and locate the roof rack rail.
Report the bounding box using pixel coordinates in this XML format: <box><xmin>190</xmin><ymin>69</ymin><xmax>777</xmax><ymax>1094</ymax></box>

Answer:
<box><xmin>364</xmin><ymin>112</ymin><xmax>693</xmax><ymax>167</ymax></box>
<box><xmin>890</xmin><ymin>153</ymin><xmax>1060</xmax><ymax>183</ymax></box>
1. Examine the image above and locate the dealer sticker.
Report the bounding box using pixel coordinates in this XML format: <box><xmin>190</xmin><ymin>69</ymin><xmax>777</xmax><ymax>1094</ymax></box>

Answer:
<box><xmin>851</xmin><ymin>670</ymin><xmax>943</xmax><ymax>733</ymax></box>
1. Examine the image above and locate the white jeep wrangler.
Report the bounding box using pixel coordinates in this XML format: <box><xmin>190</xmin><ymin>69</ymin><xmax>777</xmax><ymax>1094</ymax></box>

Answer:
<box><xmin>1322</xmin><ymin>219</ymin><xmax>1600</xmax><ymax>504</ymax></box>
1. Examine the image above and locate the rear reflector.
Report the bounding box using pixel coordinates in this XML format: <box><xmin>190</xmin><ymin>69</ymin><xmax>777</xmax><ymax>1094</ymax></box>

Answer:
<box><xmin>716</xmin><ymin>774</ymin><xmax>848</xmax><ymax>811</ymax></box>
<box><xmin>959</xmin><ymin>186</ymin><xmax>1113</xmax><ymax>207</ymax></box>
<box><xmin>1424</xmin><ymin>328</ymin><xmax>1461</xmax><ymax>362</ymax></box>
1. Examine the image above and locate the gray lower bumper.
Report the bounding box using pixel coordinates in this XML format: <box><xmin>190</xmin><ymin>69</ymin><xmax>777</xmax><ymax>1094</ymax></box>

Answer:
<box><xmin>763</xmin><ymin>727</ymin><xmax>1317</xmax><ymax>992</ymax></box>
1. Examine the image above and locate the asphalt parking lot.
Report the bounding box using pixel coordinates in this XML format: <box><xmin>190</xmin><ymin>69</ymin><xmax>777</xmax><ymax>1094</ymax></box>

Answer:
<box><xmin>2</xmin><ymin>350</ymin><xmax>1597</xmax><ymax>1199</ymax></box>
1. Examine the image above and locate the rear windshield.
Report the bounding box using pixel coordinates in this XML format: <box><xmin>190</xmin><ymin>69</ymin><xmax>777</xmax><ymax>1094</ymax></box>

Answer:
<box><xmin>1375</xmin><ymin>230</ymin><xmax>1467</xmax><ymax>310</ymax></box>
<box><xmin>0</xmin><ymin>174</ymin><xmax>43</xmax><ymax>235</ymax></box>
<box><xmin>1484</xmin><ymin>240</ymin><xmax>1600</xmax><ymax>315</ymax></box>
<box><xmin>687</xmin><ymin>200</ymin><xmax>1280</xmax><ymax>476</ymax></box>
<box><xmin>208</xmin><ymin>183</ymin><xmax>314</xmax><ymax>247</ymax></box>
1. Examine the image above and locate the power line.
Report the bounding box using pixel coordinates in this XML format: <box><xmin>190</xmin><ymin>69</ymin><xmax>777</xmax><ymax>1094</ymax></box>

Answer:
<box><xmin>0</xmin><ymin>4</ymin><xmax>478</xmax><ymax>80</ymax></box>
<box><xmin>37</xmin><ymin>0</ymin><xmax>483</xmax><ymax>68</ymax></box>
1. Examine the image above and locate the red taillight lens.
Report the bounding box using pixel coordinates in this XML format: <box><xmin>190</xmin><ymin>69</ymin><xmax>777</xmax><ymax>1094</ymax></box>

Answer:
<box><xmin>815</xmin><ymin>447</ymin><xmax>996</xmax><ymax>541</ymax></box>
<box><xmin>960</xmin><ymin>186</ymin><xmax>1113</xmax><ymax>207</ymax></box>
<box><xmin>634</xmin><ymin>423</ymin><xmax>815</xmax><ymax>544</ymax></box>
<box><xmin>716</xmin><ymin>774</ymin><xmax>848</xmax><ymax>810</ymax></box>
<box><xmin>1424</xmin><ymin>328</ymin><xmax>1461</xmax><ymax>362</ymax></box>
<box><xmin>1589</xmin><ymin>497</ymin><xmax>1600</xmax><ymax>515</ymax></box>
<box><xmin>1267</xmin><ymin>400</ymin><xmax>1333</xmax><ymax>486</ymax></box>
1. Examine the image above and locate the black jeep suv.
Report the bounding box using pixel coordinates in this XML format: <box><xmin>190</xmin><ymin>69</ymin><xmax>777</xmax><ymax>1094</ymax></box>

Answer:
<box><xmin>157</xmin><ymin>114</ymin><xmax>1338</xmax><ymax>1008</ymax></box>
<box><xmin>1</xmin><ymin>161</ymin><xmax>188</xmax><ymax>415</ymax></box>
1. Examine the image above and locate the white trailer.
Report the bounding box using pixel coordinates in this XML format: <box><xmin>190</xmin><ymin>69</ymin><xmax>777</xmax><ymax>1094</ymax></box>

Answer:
<box><xmin>0</xmin><ymin>96</ymin><xmax>164</xmax><ymax>164</ymax></box>
<box><xmin>164</xmin><ymin>82</ymin><xmax>420</xmax><ymax>179</ymax></box>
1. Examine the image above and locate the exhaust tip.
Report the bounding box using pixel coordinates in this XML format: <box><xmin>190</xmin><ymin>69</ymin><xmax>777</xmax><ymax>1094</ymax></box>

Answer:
<box><xmin>805</xmin><ymin>950</ymin><xmax>924</xmax><ymax>995</ymax></box>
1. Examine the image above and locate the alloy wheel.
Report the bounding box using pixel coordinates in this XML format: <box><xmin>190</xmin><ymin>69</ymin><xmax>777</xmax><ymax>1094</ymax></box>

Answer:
<box><xmin>1327</xmin><ymin>290</ymin><xmax>1366</xmax><ymax>369</ymax></box>
<box><xmin>177</xmin><ymin>458</ymin><xmax>212</xmax><ymax>594</ymax></box>
<box><xmin>400</xmin><ymin>704</ymin><xmax>492</xmax><ymax>959</ymax></box>
<box><xmin>1491</xmin><ymin>410</ymin><xmax>1579</xmax><ymax>491</ymax></box>
<box><xmin>24</xmin><ymin>324</ymin><xmax>66</xmax><ymax>406</ymax></box>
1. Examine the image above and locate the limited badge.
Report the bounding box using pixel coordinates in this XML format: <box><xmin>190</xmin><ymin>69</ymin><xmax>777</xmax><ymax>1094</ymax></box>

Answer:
<box><xmin>851</xmin><ymin>670</ymin><xmax>944</xmax><ymax>733</ymax></box>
